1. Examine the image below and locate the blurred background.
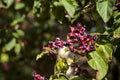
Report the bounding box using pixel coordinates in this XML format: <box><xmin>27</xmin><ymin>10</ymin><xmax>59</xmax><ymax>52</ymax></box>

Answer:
<box><xmin>0</xmin><ymin>0</ymin><xmax>120</xmax><ymax>80</ymax></box>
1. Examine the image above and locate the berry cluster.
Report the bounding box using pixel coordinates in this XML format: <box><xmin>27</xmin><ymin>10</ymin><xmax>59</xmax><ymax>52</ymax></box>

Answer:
<box><xmin>32</xmin><ymin>73</ymin><xmax>46</xmax><ymax>80</ymax></box>
<box><xmin>42</xmin><ymin>22</ymin><xmax>96</xmax><ymax>54</ymax></box>
<box><xmin>67</xmin><ymin>22</ymin><xmax>96</xmax><ymax>53</ymax></box>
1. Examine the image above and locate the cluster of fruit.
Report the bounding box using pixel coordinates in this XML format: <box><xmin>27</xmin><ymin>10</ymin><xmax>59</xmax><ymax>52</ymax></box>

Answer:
<box><xmin>32</xmin><ymin>73</ymin><xmax>46</xmax><ymax>80</ymax></box>
<box><xmin>42</xmin><ymin>22</ymin><xmax>96</xmax><ymax>54</ymax></box>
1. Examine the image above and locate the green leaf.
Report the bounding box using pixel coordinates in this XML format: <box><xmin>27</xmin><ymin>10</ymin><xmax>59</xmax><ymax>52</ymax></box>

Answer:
<box><xmin>113</xmin><ymin>27</ymin><xmax>120</xmax><ymax>38</ymax></box>
<box><xmin>15</xmin><ymin>2</ymin><xmax>25</xmax><ymax>10</ymax></box>
<box><xmin>49</xmin><ymin>74</ymin><xmax>68</xmax><ymax>80</ymax></box>
<box><xmin>60</xmin><ymin>0</ymin><xmax>78</xmax><ymax>17</ymax></box>
<box><xmin>87</xmin><ymin>51</ymin><xmax>108</xmax><ymax>80</ymax></box>
<box><xmin>96</xmin><ymin>1</ymin><xmax>113</xmax><ymax>22</ymax></box>
<box><xmin>3</xmin><ymin>0</ymin><xmax>14</xmax><ymax>8</ymax></box>
<box><xmin>36</xmin><ymin>51</ymin><xmax>49</xmax><ymax>60</ymax></box>
<box><xmin>11</xmin><ymin>14</ymin><xmax>24</xmax><ymax>26</ymax></box>
<box><xmin>98</xmin><ymin>44</ymin><xmax>114</xmax><ymax>62</ymax></box>
<box><xmin>12</xmin><ymin>29</ymin><xmax>24</xmax><ymax>38</ymax></box>
<box><xmin>4</xmin><ymin>38</ymin><xmax>16</xmax><ymax>51</ymax></box>
<box><xmin>70</xmin><ymin>76</ymin><xmax>91</xmax><ymax>80</ymax></box>
<box><xmin>59</xmin><ymin>75</ymin><xmax>68</xmax><ymax>80</ymax></box>
<box><xmin>0</xmin><ymin>53</ymin><xmax>9</xmax><ymax>63</ymax></box>
<box><xmin>56</xmin><ymin>58</ymin><xmax>68</xmax><ymax>71</ymax></box>
<box><xmin>14</xmin><ymin>43</ymin><xmax>21</xmax><ymax>55</ymax></box>
<box><xmin>33</xmin><ymin>0</ymin><xmax>41</xmax><ymax>17</ymax></box>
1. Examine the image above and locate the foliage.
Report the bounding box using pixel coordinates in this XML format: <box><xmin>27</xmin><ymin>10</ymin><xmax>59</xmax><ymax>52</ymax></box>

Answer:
<box><xmin>0</xmin><ymin>0</ymin><xmax>120</xmax><ymax>80</ymax></box>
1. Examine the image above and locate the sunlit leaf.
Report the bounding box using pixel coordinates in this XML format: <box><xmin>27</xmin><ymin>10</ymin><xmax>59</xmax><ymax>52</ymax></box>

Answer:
<box><xmin>71</xmin><ymin>76</ymin><xmax>91</xmax><ymax>80</ymax></box>
<box><xmin>3</xmin><ymin>0</ymin><xmax>14</xmax><ymax>8</ymax></box>
<box><xmin>60</xmin><ymin>0</ymin><xmax>78</xmax><ymax>17</ymax></box>
<box><xmin>0</xmin><ymin>53</ymin><xmax>9</xmax><ymax>62</ymax></box>
<box><xmin>4</xmin><ymin>38</ymin><xmax>16</xmax><ymax>51</ymax></box>
<box><xmin>14</xmin><ymin>43</ymin><xmax>21</xmax><ymax>55</ymax></box>
<box><xmin>87</xmin><ymin>43</ymin><xmax>116</xmax><ymax>80</ymax></box>
<box><xmin>56</xmin><ymin>58</ymin><xmax>68</xmax><ymax>71</ymax></box>
<box><xmin>96</xmin><ymin>1</ymin><xmax>113</xmax><ymax>22</ymax></box>
<box><xmin>15</xmin><ymin>2</ymin><xmax>25</xmax><ymax>10</ymax></box>
<box><xmin>49</xmin><ymin>74</ymin><xmax>68</xmax><ymax>80</ymax></box>
<box><xmin>36</xmin><ymin>51</ymin><xmax>49</xmax><ymax>60</ymax></box>
<box><xmin>87</xmin><ymin>51</ymin><xmax>108</xmax><ymax>80</ymax></box>
<box><xmin>113</xmin><ymin>27</ymin><xmax>120</xmax><ymax>38</ymax></box>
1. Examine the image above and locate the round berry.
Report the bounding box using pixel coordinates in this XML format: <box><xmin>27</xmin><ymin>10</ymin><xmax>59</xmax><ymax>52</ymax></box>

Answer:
<box><xmin>77</xmin><ymin>22</ymin><xmax>82</xmax><ymax>28</ymax></box>
<box><xmin>42</xmin><ymin>77</ymin><xmax>46</xmax><ymax>80</ymax></box>
<box><xmin>75</xmin><ymin>30</ymin><xmax>79</xmax><ymax>33</ymax></box>
<box><xmin>32</xmin><ymin>74</ymin><xmax>34</xmax><ymax>78</ymax></box>
<box><xmin>49</xmin><ymin>41</ymin><xmax>53</xmax><ymax>45</ymax></box>
<box><xmin>80</xmin><ymin>32</ymin><xmax>84</xmax><ymax>35</ymax></box>
<box><xmin>54</xmin><ymin>46</ymin><xmax>58</xmax><ymax>49</ymax></box>
<box><xmin>83</xmin><ymin>25</ymin><xmax>86</xmax><ymax>28</ymax></box>
<box><xmin>90</xmin><ymin>45</ymin><xmax>94</xmax><ymax>49</ymax></box>
<box><xmin>87</xmin><ymin>34</ymin><xmax>90</xmax><ymax>37</ymax></box>
<box><xmin>93</xmin><ymin>37</ymin><xmax>96</xmax><ymax>41</ymax></box>
<box><xmin>64</xmin><ymin>42</ymin><xmax>69</xmax><ymax>46</ymax></box>
<box><xmin>115</xmin><ymin>3</ymin><xmax>119</xmax><ymax>7</ymax></box>
<box><xmin>83</xmin><ymin>45</ymin><xmax>87</xmax><ymax>49</ymax></box>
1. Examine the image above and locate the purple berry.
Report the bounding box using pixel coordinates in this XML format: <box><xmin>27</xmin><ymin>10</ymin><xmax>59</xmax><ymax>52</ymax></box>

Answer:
<box><xmin>64</xmin><ymin>42</ymin><xmax>69</xmax><ymax>46</ymax></box>
<box><xmin>75</xmin><ymin>30</ymin><xmax>79</xmax><ymax>33</ymax></box>
<box><xmin>77</xmin><ymin>22</ymin><xmax>82</xmax><ymax>28</ymax></box>
<box><xmin>49</xmin><ymin>41</ymin><xmax>53</xmax><ymax>45</ymax></box>
<box><xmin>80</xmin><ymin>32</ymin><xmax>84</xmax><ymax>35</ymax></box>
<box><xmin>32</xmin><ymin>74</ymin><xmax>34</xmax><ymax>78</ymax></box>
<box><xmin>93</xmin><ymin>37</ymin><xmax>96</xmax><ymax>41</ymax></box>
<box><xmin>90</xmin><ymin>45</ymin><xmax>94</xmax><ymax>49</ymax></box>
<box><xmin>83</xmin><ymin>45</ymin><xmax>87</xmax><ymax>49</ymax></box>
<box><xmin>115</xmin><ymin>3</ymin><xmax>119</xmax><ymax>7</ymax></box>
<box><xmin>42</xmin><ymin>77</ymin><xmax>46</xmax><ymax>80</ymax></box>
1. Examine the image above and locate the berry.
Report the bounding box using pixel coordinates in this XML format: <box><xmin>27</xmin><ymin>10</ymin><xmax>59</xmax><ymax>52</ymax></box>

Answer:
<box><xmin>83</xmin><ymin>25</ymin><xmax>86</xmax><ymax>28</ymax></box>
<box><xmin>49</xmin><ymin>41</ymin><xmax>53</xmax><ymax>45</ymax></box>
<box><xmin>75</xmin><ymin>30</ymin><xmax>79</xmax><ymax>33</ymax></box>
<box><xmin>54</xmin><ymin>46</ymin><xmax>58</xmax><ymax>49</ymax></box>
<box><xmin>115</xmin><ymin>3</ymin><xmax>119</xmax><ymax>7</ymax></box>
<box><xmin>80</xmin><ymin>32</ymin><xmax>84</xmax><ymax>35</ymax></box>
<box><xmin>64</xmin><ymin>42</ymin><xmax>69</xmax><ymax>46</ymax></box>
<box><xmin>77</xmin><ymin>22</ymin><xmax>82</xmax><ymax>28</ymax></box>
<box><xmin>42</xmin><ymin>77</ymin><xmax>46</xmax><ymax>80</ymax></box>
<box><xmin>93</xmin><ymin>37</ymin><xmax>96</xmax><ymax>41</ymax></box>
<box><xmin>32</xmin><ymin>74</ymin><xmax>34</xmax><ymax>78</ymax></box>
<box><xmin>87</xmin><ymin>34</ymin><xmax>90</xmax><ymax>37</ymax></box>
<box><xmin>90</xmin><ymin>45</ymin><xmax>94</xmax><ymax>49</ymax></box>
<box><xmin>83</xmin><ymin>45</ymin><xmax>87</xmax><ymax>49</ymax></box>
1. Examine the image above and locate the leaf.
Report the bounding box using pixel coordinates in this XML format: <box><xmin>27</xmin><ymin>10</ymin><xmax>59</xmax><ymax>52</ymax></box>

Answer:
<box><xmin>0</xmin><ymin>53</ymin><xmax>9</xmax><ymax>63</ymax></box>
<box><xmin>11</xmin><ymin>14</ymin><xmax>24</xmax><ymax>26</ymax></box>
<box><xmin>70</xmin><ymin>76</ymin><xmax>91</xmax><ymax>80</ymax></box>
<box><xmin>14</xmin><ymin>43</ymin><xmax>21</xmax><ymax>55</ymax></box>
<box><xmin>3</xmin><ymin>0</ymin><xmax>14</xmax><ymax>8</ymax></box>
<box><xmin>99</xmin><ymin>44</ymin><xmax>114</xmax><ymax>62</ymax></box>
<box><xmin>113</xmin><ymin>27</ymin><xmax>120</xmax><ymax>38</ymax></box>
<box><xmin>59</xmin><ymin>75</ymin><xmax>68</xmax><ymax>80</ymax></box>
<box><xmin>4</xmin><ymin>38</ymin><xmax>16</xmax><ymax>51</ymax></box>
<box><xmin>33</xmin><ymin>0</ymin><xmax>41</xmax><ymax>17</ymax></box>
<box><xmin>15</xmin><ymin>2</ymin><xmax>25</xmax><ymax>10</ymax></box>
<box><xmin>60</xmin><ymin>0</ymin><xmax>78</xmax><ymax>17</ymax></box>
<box><xmin>96</xmin><ymin>1</ymin><xmax>113</xmax><ymax>22</ymax></box>
<box><xmin>36</xmin><ymin>51</ymin><xmax>49</xmax><ymax>60</ymax></box>
<box><xmin>12</xmin><ymin>29</ymin><xmax>24</xmax><ymax>38</ymax></box>
<box><xmin>87</xmin><ymin>51</ymin><xmax>108</xmax><ymax>80</ymax></box>
<box><xmin>49</xmin><ymin>74</ymin><xmax>68</xmax><ymax>80</ymax></box>
<box><xmin>56</xmin><ymin>58</ymin><xmax>68</xmax><ymax>71</ymax></box>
